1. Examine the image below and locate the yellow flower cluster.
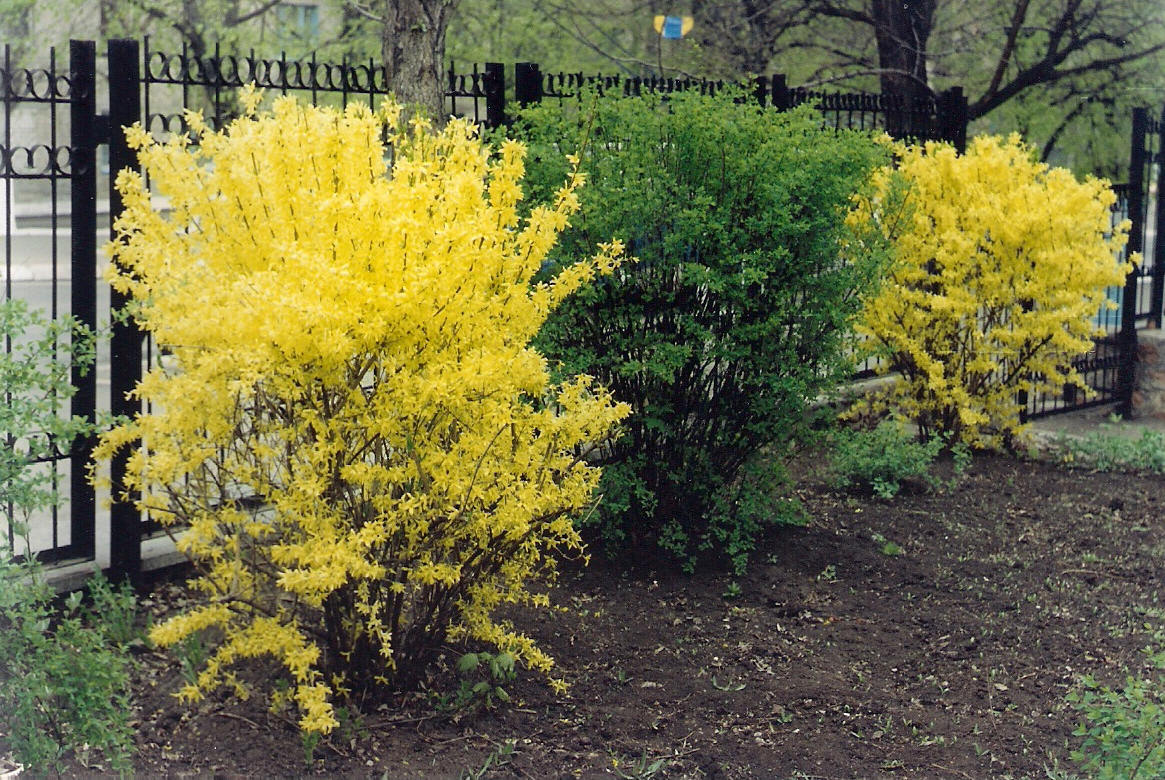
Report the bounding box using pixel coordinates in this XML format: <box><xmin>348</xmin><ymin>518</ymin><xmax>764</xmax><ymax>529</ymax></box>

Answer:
<box><xmin>96</xmin><ymin>88</ymin><xmax>628</xmax><ymax>735</ymax></box>
<box><xmin>851</xmin><ymin>134</ymin><xmax>1133</xmax><ymax>447</ymax></box>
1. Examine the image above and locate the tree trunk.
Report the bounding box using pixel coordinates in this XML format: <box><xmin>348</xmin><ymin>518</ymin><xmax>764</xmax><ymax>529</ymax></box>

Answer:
<box><xmin>871</xmin><ymin>0</ymin><xmax>935</xmax><ymax>138</ymax></box>
<box><xmin>381</xmin><ymin>0</ymin><xmax>457</xmax><ymax>126</ymax></box>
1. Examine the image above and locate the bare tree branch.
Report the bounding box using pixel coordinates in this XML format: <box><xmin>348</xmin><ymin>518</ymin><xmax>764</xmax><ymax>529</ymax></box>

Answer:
<box><xmin>231</xmin><ymin>0</ymin><xmax>285</xmax><ymax>26</ymax></box>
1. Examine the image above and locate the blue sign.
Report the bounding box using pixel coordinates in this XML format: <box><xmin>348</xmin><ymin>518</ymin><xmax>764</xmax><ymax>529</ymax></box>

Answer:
<box><xmin>662</xmin><ymin>16</ymin><xmax>684</xmax><ymax>39</ymax></box>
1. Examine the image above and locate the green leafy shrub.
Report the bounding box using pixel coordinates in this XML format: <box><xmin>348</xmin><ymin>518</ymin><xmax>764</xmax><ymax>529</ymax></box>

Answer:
<box><xmin>437</xmin><ymin>651</ymin><xmax>517</xmax><ymax>714</ymax></box>
<box><xmin>829</xmin><ymin>420</ymin><xmax>944</xmax><ymax>498</ymax></box>
<box><xmin>0</xmin><ymin>298</ymin><xmax>134</xmax><ymax>774</ymax></box>
<box><xmin>1069</xmin><ymin>647</ymin><xmax>1165</xmax><ymax>780</ymax></box>
<box><xmin>0</xmin><ymin>299</ymin><xmax>96</xmax><ymax>516</ymax></box>
<box><xmin>512</xmin><ymin>92</ymin><xmax>890</xmax><ymax>573</ymax></box>
<box><xmin>0</xmin><ymin>569</ymin><xmax>137</xmax><ymax>774</ymax></box>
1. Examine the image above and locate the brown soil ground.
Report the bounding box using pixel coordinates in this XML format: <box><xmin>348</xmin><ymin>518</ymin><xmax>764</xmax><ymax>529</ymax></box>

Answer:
<box><xmin>49</xmin><ymin>452</ymin><xmax>1165</xmax><ymax>779</ymax></box>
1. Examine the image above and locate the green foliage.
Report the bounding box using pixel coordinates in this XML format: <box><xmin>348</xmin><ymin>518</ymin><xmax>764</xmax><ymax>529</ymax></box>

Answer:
<box><xmin>612</xmin><ymin>749</ymin><xmax>668</xmax><ymax>780</ymax></box>
<box><xmin>0</xmin><ymin>298</ymin><xmax>96</xmax><ymax>524</ymax></box>
<box><xmin>511</xmin><ymin>92</ymin><xmax>890</xmax><ymax>573</ymax></box>
<box><xmin>175</xmin><ymin>631</ymin><xmax>211</xmax><ymax>687</ymax></box>
<box><xmin>0</xmin><ymin>298</ymin><xmax>135</xmax><ymax>774</ymax></box>
<box><xmin>438</xmin><ymin>651</ymin><xmax>517</xmax><ymax>714</ymax></box>
<box><xmin>0</xmin><ymin>569</ymin><xmax>137</xmax><ymax>775</ymax></box>
<box><xmin>459</xmin><ymin>739</ymin><xmax>517</xmax><ymax>780</ymax></box>
<box><xmin>85</xmin><ymin>574</ymin><xmax>143</xmax><ymax>647</ymax></box>
<box><xmin>1069</xmin><ymin>647</ymin><xmax>1165</xmax><ymax>780</ymax></box>
<box><xmin>829</xmin><ymin>420</ymin><xmax>944</xmax><ymax>499</ymax></box>
<box><xmin>301</xmin><ymin>729</ymin><xmax>321</xmax><ymax>766</ymax></box>
<box><xmin>868</xmin><ymin>532</ymin><xmax>902</xmax><ymax>557</ymax></box>
<box><xmin>1051</xmin><ymin>425</ymin><xmax>1165</xmax><ymax>474</ymax></box>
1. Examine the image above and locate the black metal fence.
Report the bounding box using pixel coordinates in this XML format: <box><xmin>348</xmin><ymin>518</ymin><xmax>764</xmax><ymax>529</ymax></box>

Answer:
<box><xmin>1</xmin><ymin>41</ymin><xmax>98</xmax><ymax>566</ymax></box>
<box><xmin>507</xmin><ymin>63</ymin><xmax>968</xmax><ymax>152</ymax></box>
<box><xmin>0</xmin><ymin>38</ymin><xmax>1151</xmax><ymax>578</ymax></box>
<box><xmin>1024</xmin><ymin>107</ymin><xmax>1165</xmax><ymax>420</ymax></box>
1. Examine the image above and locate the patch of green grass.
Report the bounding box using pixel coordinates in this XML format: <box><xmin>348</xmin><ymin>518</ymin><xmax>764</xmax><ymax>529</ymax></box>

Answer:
<box><xmin>1051</xmin><ymin>425</ymin><xmax>1165</xmax><ymax>473</ymax></box>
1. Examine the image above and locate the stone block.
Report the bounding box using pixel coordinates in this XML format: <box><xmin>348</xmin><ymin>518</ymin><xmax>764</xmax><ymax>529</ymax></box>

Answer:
<box><xmin>1134</xmin><ymin>329</ymin><xmax>1165</xmax><ymax>421</ymax></box>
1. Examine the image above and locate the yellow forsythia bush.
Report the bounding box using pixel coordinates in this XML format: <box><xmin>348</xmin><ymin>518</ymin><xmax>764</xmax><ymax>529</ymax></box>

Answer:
<box><xmin>852</xmin><ymin>134</ymin><xmax>1133</xmax><ymax>447</ymax></box>
<box><xmin>95</xmin><ymin>88</ymin><xmax>628</xmax><ymax>735</ymax></box>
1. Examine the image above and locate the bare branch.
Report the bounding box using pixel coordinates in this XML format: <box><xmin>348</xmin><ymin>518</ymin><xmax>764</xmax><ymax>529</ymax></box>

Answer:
<box><xmin>982</xmin><ymin>0</ymin><xmax>1030</xmax><ymax>100</ymax></box>
<box><xmin>342</xmin><ymin>0</ymin><xmax>384</xmax><ymax>24</ymax></box>
<box><xmin>231</xmin><ymin>0</ymin><xmax>286</xmax><ymax>26</ymax></box>
<box><xmin>971</xmin><ymin>40</ymin><xmax>1165</xmax><ymax>119</ymax></box>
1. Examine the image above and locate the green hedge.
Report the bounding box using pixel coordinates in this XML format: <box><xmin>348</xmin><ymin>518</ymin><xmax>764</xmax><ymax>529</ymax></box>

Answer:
<box><xmin>510</xmin><ymin>92</ymin><xmax>890</xmax><ymax>572</ymax></box>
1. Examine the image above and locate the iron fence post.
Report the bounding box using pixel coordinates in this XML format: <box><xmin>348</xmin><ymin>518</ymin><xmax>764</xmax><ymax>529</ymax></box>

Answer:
<box><xmin>515</xmin><ymin>62</ymin><xmax>542</xmax><ymax>107</ymax></box>
<box><xmin>771</xmin><ymin>74</ymin><xmax>790</xmax><ymax>111</ymax></box>
<box><xmin>484</xmin><ymin>62</ymin><xmax>505</xmax><ymax>129</ymax></box>
<box><xmin>1118</xmin><ymin>107</ymin><xmax>1148</xmax><ymax>417</ymax></box>
<box><xmin>106</xmin><ymin>38</ymin><xmax>143</xmax><ymax>580</ymax></box>
<box><xmin>68</xmin><ymin>40</ymin><xmax>98</xmax><ymax>562</ymax></box>
<box><xmin>1149</xmin><ymin>105</ymin><xmax>1165</xmax><ymax>329</ymax></box>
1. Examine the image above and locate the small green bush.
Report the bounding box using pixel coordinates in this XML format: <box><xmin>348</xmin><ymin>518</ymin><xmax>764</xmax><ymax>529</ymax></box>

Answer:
<box><xmin>1069</xmin><ymin>647</ymin><xmax>1165</xmax><ymax>780</ymax></box>
<box><xmin>0</xmin><ymin>567</ymin><xmax>137</xmax><ymax>774</ymax></box>
<box><xmin>0</xmin><ymin>298</ymin><xmax>135</xmax><ymax>774</ymax></box>
<box><xmin>436</xmin><ymin>651</ymin><xmax>517</xmax><ymax>714</ymax></box>
<box><xmin>0</xmin><ymin>299</ymin><xmax>96</xmax><ymax>515</ymax></box>
<box><xmin>512</xmin><ymin>92</ymin><xmax>890</xmax><ymax>573</ymax></box>
<box><xmin>829</xmin><ymin>420</ymin><xmax>944</xmax><ymax>498</ymax></box>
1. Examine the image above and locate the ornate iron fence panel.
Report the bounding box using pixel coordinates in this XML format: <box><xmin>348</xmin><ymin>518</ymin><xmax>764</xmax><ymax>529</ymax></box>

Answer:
<box><xmin>1</xmin><ymin>41</ymin><xmax>98</xmax><ymax>566</ymax></box>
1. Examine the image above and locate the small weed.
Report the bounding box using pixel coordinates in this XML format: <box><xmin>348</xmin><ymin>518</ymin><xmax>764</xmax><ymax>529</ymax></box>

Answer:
<box><xmin>951</xmin><ymin>440</ymin><xmax>973</xmax><ymax>475</ymax></box>
<box><xmin>611</xmin><ymin>749</ymin><xmax>666</xmax><ymax>780</ymax></box>
<box><xmin>436</xmin><ymin>651</ymin><xmax>516</xmax><ymax>714</ymax></box>
<box><xmin>460</xmin><ymin>740</ymin><xmax>516</xmax><ymax>780</ymax></box>
<box><xmin>871</xmin><ymin>532</ymin><xmax>903</xmax><ymax>556</ymax></box>
<box><xmin>175</xmin><ymin>632</ymin><xmax>210</xmax><ymax>686</ymax></box>
<box><xmin>722</xmin><ymin>581</ymin><xmax>742</xmax><ymax>599</ymax></box>
<box><xmin>711</xmin><ymin>675</ymin><xmax>746</xmax><ymax>692</ymax></box>
<box><xmin>301</xmin><ymin>730</ymin><xmax>321</xmax><ymax>766</ymax></box>
<box><xmin>817</xmin><ymin>564</ymin><xmax>838</xmax><ymax>583</ymax></box>
<box><xmin>85</xmin><ymin>574</ymin><xmax>141</xmax><ymax>647</ymax></box>
<box><xmin>334</xmin><ymin>706</ymin><xmax>369</xmax><ymax>746</ymax></box>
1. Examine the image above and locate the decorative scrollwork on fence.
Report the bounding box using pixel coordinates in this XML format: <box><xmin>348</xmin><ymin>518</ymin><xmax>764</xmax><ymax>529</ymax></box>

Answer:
<box><xmin>145</xmin><ymin>43</ymin><xmax>389</xmax><ymax>95</ymax></box>
<box><xmin>539</xmin><ymin>71</ymin><xmax>722</xmax><ymax>100</ymax></box>
<box><xmin>447</xmin><ymin>64</ymin><xmax>490</xmax><ymax>99</ymax></box>
<box><xmin>786</xmin><ymin>86</ymin><xmax>943</xmax><ymax>139</ymax></box>
<box><xmin>0</xmin><ymin>66</ymin><xmax>71</xmax><ymax>103</ymax></box>
<box><xmin>0</xmin><ymin>144</ymin><xmax>72</xmax><ymax>178</ymax></box>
